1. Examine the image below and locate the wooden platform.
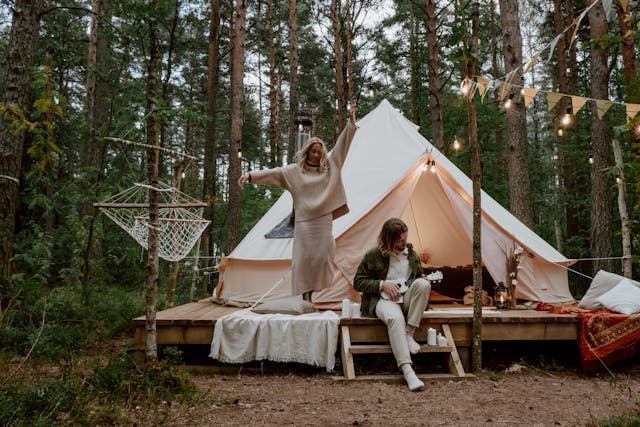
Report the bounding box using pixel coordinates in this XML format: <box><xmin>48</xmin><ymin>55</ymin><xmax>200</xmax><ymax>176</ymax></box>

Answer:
<box><xmin>132</xmin><ymin>301</ymin><xmax>579</xmax><ymax>373</ymax></box>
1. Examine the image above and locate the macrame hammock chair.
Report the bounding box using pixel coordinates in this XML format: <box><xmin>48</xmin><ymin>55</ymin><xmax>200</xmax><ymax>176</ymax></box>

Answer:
<box><xmin>96</xmin><ymin>181</ymin><xmax>210</xmax><ymax>262</ymax></box>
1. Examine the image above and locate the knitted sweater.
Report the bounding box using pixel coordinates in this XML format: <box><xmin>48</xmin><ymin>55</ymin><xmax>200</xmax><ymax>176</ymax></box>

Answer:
<box><xmin>353</xmin><ymin>243</ymin><xmax>424</xmax><ymax>318</ymax></box>
<box><xmin>249</xmin><ymin>121</ymin><xmax>357</xmax><ymax>222</ymax></box>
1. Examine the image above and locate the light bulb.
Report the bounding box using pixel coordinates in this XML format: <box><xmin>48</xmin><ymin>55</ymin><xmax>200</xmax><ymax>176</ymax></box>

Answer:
<box><xmin>461</xmin><ymin>82</ymin><xmax>471</xmax><ymax>96</ymax></box>
<box><xmin>504</xmin><ymin>93</ymin><xmax>514</xmax><ymax>109</ymax></box>
<box><xmin>557</xmin><ymin>128</ymin><xmax>563</xmax><ymax>137</ymax></box>
<box><xmin>237</xmin><ymin>150</ymin><xmax>242</xmax><ymax>159</ymax></box>
<box><xmin>181</xmin><ymin>171</ymin><xmax>186</xmax><ymax>179</ymax></box>
<box><xmin>588</xmin><ymin>156</ymin><xmax>594</xmax><ymax>165</ymax></box>
<box><xmin>561</xmin><ymin>107</ymin><xmax>573</xmax><ymax>127</ymax></box>
<box><xmin>616</xmin><ymin>176</ymin><xmax>623</xmax><ymax>184</ymax></box>
<box><xmin>369</xmin><ymin>87</ymin><xmax>374</xmax><ymax>97</ymax></box>
<box><xmin>429</xmin><ymin>160</ymin><xmax>436</xmax><ymax>174</ymax></box>
<box><xmin>453</xmin><ymin>138</ymin><xmax>461</xmax><ymax>150</ymax></box>
<box><xmin>298</xmin><ymin>123</ymin><xmax>303</xmax><ymax>132</ymax></box>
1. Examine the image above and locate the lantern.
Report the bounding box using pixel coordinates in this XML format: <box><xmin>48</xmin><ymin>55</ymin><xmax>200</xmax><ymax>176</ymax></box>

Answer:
<box><xmin>494</xmin><ymin>282</ymin><xmax>510</xmax><ymax>310</ymax></box>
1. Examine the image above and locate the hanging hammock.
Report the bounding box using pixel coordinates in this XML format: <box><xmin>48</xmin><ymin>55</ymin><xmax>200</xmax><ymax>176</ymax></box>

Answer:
<box><xmin>95</xmin><ymin>181</ymin><xmax>210</xmax><ymax>262</ymax></box>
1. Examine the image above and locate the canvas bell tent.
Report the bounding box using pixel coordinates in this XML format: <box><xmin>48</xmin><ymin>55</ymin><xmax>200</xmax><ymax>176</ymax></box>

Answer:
<box><xmin>214</xmin><ymin>99</ymin><xmax>575</xmax><ymax>308</ymax></box>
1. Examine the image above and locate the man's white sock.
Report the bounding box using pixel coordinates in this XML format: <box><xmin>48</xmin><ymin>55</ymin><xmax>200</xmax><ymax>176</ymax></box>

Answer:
<box><xmin>405</xmin><ymin>325</ymin><xmax>420</xmax><ymax>354</ymax></box>
<box><xmin>401</xmin><ymin>364</ymin><xmax>424</xmax><ymax>392</ymax></box>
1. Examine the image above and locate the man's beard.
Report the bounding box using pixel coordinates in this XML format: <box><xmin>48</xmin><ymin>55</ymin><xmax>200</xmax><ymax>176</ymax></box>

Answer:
<box><xmin>394</xmin><ymin>243</ymin><xmax>406</xmax><ymax>252</ymax></box>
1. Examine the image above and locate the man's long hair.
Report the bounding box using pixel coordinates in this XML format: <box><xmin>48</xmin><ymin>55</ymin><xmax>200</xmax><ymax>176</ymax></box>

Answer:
<box><xmin>297</xmin><ymin>137</ymin><xmax>328</xmax><ymax>173</ymax></box>
<box><xmin>377</xmin><ymin>218</ymin><xmax>408</xmax><ymax>256</ymax></box>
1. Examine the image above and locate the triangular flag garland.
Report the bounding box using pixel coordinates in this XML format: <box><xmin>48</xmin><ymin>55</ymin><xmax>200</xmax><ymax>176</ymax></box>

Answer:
<box><xmin>546</xmin><ymin>92</ymin><xmax>563</xmax><ymax>111</ymax></box>
<box><xmin>597</xmin><ymin>100</ymin><xmax>613</xmax><ymax>119</ymax></box>
<box><xmin>457</xmin><ymin>1</ymin><xmax>634</xmax><ymax>126</ymax></box>
<box><xmin>522</xmin><ymin>88</ymin><xmax>539</xmax><ymax>107</ymax></box>
<box><xmin>571</xmin><ymin>95</ymin><xmax>588</xmax><ymax>115</ymax></box>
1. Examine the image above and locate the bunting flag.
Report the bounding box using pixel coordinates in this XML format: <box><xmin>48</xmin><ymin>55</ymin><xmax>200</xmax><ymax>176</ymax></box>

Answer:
<box><xmin>597</xmin><ymin>100</ymin><xmax>613</xmax><ymax>119</ymax></box>
<box><xmin>627</xmin><ymin>104</ymin><xmax>640</xmax><ymax>121</ymax></box>
<box><xmin>547</xmin><ymin>34</ymin><xmax>561</xmax><ymax>63</ymax></box>
<box><xmin>460</xmin><ymin>78</ymin><xmax>477</xmax><ymax>101</ymax></box>
<box><xmin>499</xmin><ymin>83</ymin><xmax>512</xmax><ymax>101</ymax></box>
<box><xmin>523</xmin><ymin>88</ymin><xmax>538</xmax><ymax>107</ymax></box>
<box><xmin>476</xmin><ymin>76</ymin><xmax>492</xmax><ymax>101</ymax></box>
<box><xmin>569</xmin><ymin>5</ymin><xmax>594</xmax><ymax>49</ymax></box>
<box><xmin>602</xmin><ymin>0</ymin><xmax>614</xmax><ymax>20</ymax></box>
<box><xmin>546</xmin><ymin>92</ymin><xmax>563</xmax><ymax>111</ymax></box>
<box><xmin>571</xmin><ymin>95</ymin><xmax>588</xmax><ymax>114</ymax></box>
<box><xmin>523</xmin><ymin>53</ymin><xmax>540</xmax><ymax>75</ymax></box>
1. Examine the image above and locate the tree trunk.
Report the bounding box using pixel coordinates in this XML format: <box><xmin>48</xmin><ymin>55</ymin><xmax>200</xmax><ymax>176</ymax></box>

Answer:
<box><xmin>144</xmin><ymin>0</ymin><xmax>162</xmax><ymax>363</ymax></box>
<box><xmin>612</xmin><ymin>139</ymin><xmax>632</xmax><ymax>277</ymax></box>
<box><xmin>616</xmin><ymin>0</ymin><xmax>637</xmax><ymax>91</ymax></box>
<box><xmin>0</xmin><ymin>0</ymin><xmax>43</xmax><ymax>290</ymax></box>
<box><xmin>499</xmin><ymin>0</ymin><xmax>533</xmax><ymax>228</ymax></box>
<box><xmin>468</xmin><ymin>1</ymin><xmax>482</xmax><ymax>374</ymax></box>
<box><xmin>287</xmin><ymin>0</ymin><xmax>299</xmax><ymax>161</ymax></box>
<box><xmin>201</xmin><ymin>0</ymin><xmax>222</xmax><ymax>265</ymax></box>
<box><xmin>588</xmin><ymin>0</ymin><xmax>614</xmax><ymax>275</ymax></box>
<box><xmin>408</xmin><ymin>0</ymin><xmax>419</xmax><ymax>125</ymax></box>
<box><xmin>425</xmin><ymin>0</ymin><xmax>444</xmax><ymax>151</ymax></box>
<box><xmin>267</xmin><ymin>0</ymin><xmax>280</xmax><ymax>167</ymax></box>
<box><xmin>345</xmin><ymin>0</ymin><xmax>354</xmax><ymax>103</ymax></box>
<box><xmin>82</xmin><ymin>0</ymin><xmax>113</xmax><ymax>303</ymax></box>
<box><xmin>225</xmin><ymin>0</ymin><xmax>246</xmax><ymax>252</ymax></box>
<box><xmin>331</xmin><ymin>0</ymin><xmax>346</xmax><ymax>132</ymax></box>
<box><xmin>490</xmin><ymin>0</ymin><xmax>505</xmax><ymax>184</ymax></box>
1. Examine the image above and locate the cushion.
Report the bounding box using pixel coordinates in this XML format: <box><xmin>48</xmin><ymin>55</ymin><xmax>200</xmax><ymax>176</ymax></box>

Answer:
<box><xmin>251</xmin><ymin>296</ymin><xmax>317</xmax><ymax>315</ymax></box>
<box><xmin>578</xmin><ymin>270</ymin><xmax>640</xmax><ymax>310</ymax></box>
<box><xmin>596</xmin><ymin>278</ymin><xmax>640</xmax><ymax>315</ymax></box>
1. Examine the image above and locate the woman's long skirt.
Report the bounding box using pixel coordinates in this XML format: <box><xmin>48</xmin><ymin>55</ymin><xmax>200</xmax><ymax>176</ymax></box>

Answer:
<box><xmin>291</xmin><ymin>213</ymin><xmax>335</xmax><ymax>295</ymax></box>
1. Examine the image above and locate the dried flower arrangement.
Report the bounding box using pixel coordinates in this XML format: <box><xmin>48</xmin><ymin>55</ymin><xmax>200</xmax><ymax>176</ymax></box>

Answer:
<box><xmin>504</xmin><ymin>242</ymin><xmax>523</xmax><ymax>309</ymax></box>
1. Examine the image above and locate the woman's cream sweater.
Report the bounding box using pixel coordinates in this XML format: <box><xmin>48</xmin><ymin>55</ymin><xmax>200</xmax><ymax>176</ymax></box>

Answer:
<box><xmin>250</xmin><ymin>121</ymin><xmax>358</xmax><ymax>222</ymax></box>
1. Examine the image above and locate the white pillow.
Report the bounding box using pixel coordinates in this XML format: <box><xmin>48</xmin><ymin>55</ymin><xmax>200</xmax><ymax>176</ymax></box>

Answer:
<box><xmin>578</xmin><ymin>270</ymin><xmax>639</xmax><ymax>310</ymax></box>
<box><xmin>596</xmin><ymin>278</ymin><xmax>640</xmax><ymax>315</ymax></box>
<box><xmin>251</xmin><ymin>296</ymin><xmax>317</xmax><ymax>315</ymax></box>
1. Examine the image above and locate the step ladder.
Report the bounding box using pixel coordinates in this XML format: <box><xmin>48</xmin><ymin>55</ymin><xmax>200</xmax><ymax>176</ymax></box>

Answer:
<box><xmin>337</xmin><ymin>320</ymin><xmax>467</xmax><ymax>380</ymax></box>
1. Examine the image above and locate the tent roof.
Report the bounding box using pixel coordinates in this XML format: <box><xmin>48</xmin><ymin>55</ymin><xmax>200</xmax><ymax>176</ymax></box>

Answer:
<box><xmin>228</xmin><ymin>99</ymin><xmax>569</xmax><ymax>266</ymax></box>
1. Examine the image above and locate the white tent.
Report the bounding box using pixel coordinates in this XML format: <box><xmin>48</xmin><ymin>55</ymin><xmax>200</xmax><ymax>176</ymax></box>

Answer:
<box><xmin>215</xmin><ymin>99</ymin><xmax>575</xmax><ymax>308</ymax></box>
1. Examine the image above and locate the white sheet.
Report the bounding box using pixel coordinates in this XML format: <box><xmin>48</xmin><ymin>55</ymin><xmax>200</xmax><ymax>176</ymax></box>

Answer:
<box><xmin>209</xmin><ymin>309</ymin><xmax>340</xmax><ymax>372</ymax></box>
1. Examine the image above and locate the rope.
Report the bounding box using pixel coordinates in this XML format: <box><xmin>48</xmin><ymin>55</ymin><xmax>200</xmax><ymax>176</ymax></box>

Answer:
<box><xmin>0</xmin><ymin>175</ymin><xmax>19</xmax><ymax>185</ymax></box>
<box><xmin>552</xmin><ymin>256</ymin><xmax>631</xmax><ymax>281</ymax></box>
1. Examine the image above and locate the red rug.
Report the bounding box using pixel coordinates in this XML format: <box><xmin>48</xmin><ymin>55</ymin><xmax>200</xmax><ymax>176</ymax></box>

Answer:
<box><xmin>536</xmin><ymin>303</ymin><xmax>640</xmax><ymax>372</ymax></box>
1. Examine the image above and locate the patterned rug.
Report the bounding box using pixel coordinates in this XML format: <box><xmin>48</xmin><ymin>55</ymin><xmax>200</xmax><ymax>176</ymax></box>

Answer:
<box><xmin>536</xmin><ymin>303</ymin><xmax>640</xmax><ymax>372</ymax></box>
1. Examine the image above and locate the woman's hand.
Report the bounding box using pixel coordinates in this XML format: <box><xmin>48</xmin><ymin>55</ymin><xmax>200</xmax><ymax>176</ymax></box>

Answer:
<box><xmin>238</xmin><ymin>173</ymin><xmax>251</xmax><ymax>189</ymax></box>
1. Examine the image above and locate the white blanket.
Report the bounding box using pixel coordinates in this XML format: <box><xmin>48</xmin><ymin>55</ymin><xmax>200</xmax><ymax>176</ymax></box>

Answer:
<box><xmin>209</xmin><ymin>309</ymin><xmax>340</xmax><ymax>372</ymax></box>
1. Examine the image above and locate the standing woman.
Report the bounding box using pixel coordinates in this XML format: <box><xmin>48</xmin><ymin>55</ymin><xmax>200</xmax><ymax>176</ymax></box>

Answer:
<box><xmin>238</xmin><ymin>104</ymin><xmax>358</xmax><ymax>302</ymax></box>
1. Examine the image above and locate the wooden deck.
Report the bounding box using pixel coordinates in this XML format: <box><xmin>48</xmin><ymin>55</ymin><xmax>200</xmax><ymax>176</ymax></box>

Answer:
<box><xmin>132</xmin><ymin>301</ymin><xmax>579</xmax><ymax>371</ymax></box>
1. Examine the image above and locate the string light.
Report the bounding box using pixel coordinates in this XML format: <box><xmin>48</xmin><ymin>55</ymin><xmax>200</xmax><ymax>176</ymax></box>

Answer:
<box><xmin>181</xmin><ymin>171</ymin><xmax>186</xmax><ymax>179</ymax></box>
<box><xmin>369</xmin><ymin>87</ymin><xmax>374</xmax><ymax>97</ymax></box>
<box><xmin>298</xmin><ymin>123</ymin><xmax>303</xmax><ymax>132</ymax></box>
<box><xmin>616</xmin><ymin>176</ymin><xmax>623</xmax><ymax>185</ymax></box>
<box><xmin>561</xmin><ymin>107</ymin><xmax>573</xmax><ymax>127</ymax></box>
<box><xmin>588</xmin><ymin>156</ymin><xmax>594</xmax><ymax>165</ymax></box>
<box><xmin>237</xmin><ymin>150</ymin><xmax>242</xmax><ymax>159</ymax></box>
<box><xmin>504</xmin><ymin>93</ymin><xmax>514</xmax><ymax>109</ymax></box>
<box><xmin>453</xmin><ymin>137</ymin><xmax>461</xmax><ymax>151</ymax></box>
<box><xmin>557</xmin><ymin>128</ymin><xmax>563</xmax><ymax>137</ymax></box>
<box><xmin>461</xmin><ymin>81</ymin><xmax>471</xmax><ymax>97</ymax></box>
<box><xmin>429</xmin><ymin>160</ymin><xmax>436</xmax><ymax>174</ymax></box>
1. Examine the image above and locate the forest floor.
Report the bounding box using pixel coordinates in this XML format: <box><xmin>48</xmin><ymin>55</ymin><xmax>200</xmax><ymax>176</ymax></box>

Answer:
<box><xmin>126</xmin><ymin>343</ymin><xmax>640</xmax><ymax>427</ymax></box>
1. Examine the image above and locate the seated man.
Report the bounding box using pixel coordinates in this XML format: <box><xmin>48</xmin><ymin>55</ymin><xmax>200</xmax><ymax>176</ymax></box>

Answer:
<box><xmin>353</xmin><ymin>217</ymin><xmax>432</xmax><ymax>391</ymax></box>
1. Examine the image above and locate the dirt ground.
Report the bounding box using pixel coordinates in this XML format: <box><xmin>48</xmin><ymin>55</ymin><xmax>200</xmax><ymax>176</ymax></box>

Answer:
<box><xmin>131</xmin><ymin>358</ymin><xmax>640</xmax><ymax>427</ymax></box>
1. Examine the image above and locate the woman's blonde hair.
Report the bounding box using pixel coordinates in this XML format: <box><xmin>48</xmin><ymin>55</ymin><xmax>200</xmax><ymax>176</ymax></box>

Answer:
<box><xmin>297</xmin><ymin>137</ymin><xmax>329</xmax><ymax>173</ymax></box>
